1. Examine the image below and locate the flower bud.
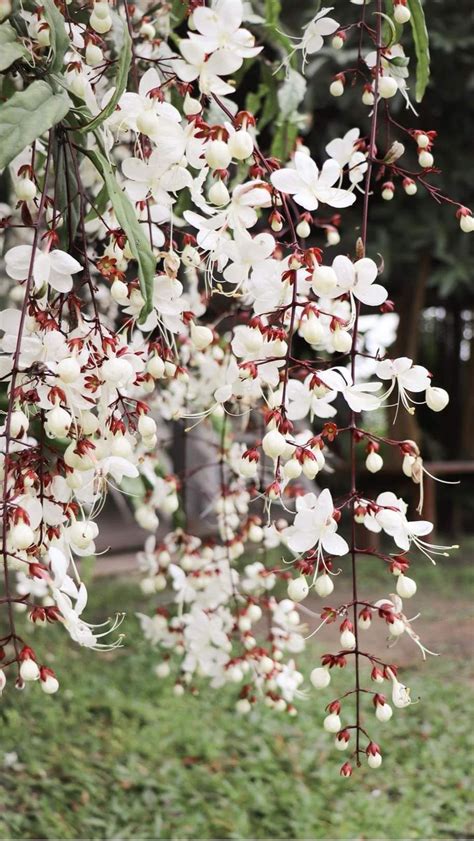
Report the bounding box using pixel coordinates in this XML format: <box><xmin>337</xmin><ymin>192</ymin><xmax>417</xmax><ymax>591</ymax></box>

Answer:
<box><xmin>183</xmin><ymin>93</ymin><xmax>202</xmax><ymax>116</ymax></box>
<box><xmin>362</xmin><ymin>87</ymin><xmax>375</xmax><ymax>106</ymax></box>
<box><xmin>335</xmin><ymin>729</ymin><xmax>351</xmax><ymax>750</ymax></box>
<box><xmin>41</xmin><ymin>673</ymin><xmax>59</xmax><ymax>694</ymax></box>
<box><xmin>340</xmin><ymin>628</ymin><xmax>356</xmax><ymax>650</ymax></box>
<box><xmin>205</xmin><ymin>140</ymin><xmax>231</xmax><ymax>170</ymax></box>
<box><xmin>262</xmin><ymin>429</ymin><xmax>287</xmax><ymax>459</ymax></box>
<box><xmin>283</xmin><ymin>458</ymin><xmax>302</xmax><ymax>479</ymax></box>
<box><xmin>90</xmin><ymin>11</ymin><xmax>112</xmax><ymax>33</ymax></box>
<box><xmin>57</xmin><ymin>356</ymin><xmax>81</xmax><ymax>383</ymax></box>
<box><xmin>331</xmin><ymin>33</ymin><xmax>345</xmax><ymax>49</ymax></box>
<box><xmin>416</xmin><ymin>133</ymin><xmax>430</xmax><ymax>149</ymax></box>
<box><xmin>425</xmin><ymin>386</ymin><xmax>449</xmax><ymax>412</ymax></box>
<box><xmin>208</xmin><ymin>179</ymin><xmax>230</xmax><ymax>206</ymax></box>
<box><xmin>10</xmin><ymin>522</ymin><xmax>35</xmax><ymax>550</ymax></box>
<box><xmin>367</xmin><ymin>742</ymin><xmax>383</xmax><ymax>767</ymax></box>
<box><xmin>85</xmin><ymin>43</ymin><xmax>103</xmax><ymax>66</ymax></box>
<box><xmin>155</xmin><ymin>662</ymin><xmax>170</xmax><ymax>678</ymax></box>
<box><xmin>138</xmin><ymin>414</ymin><xmax>157</xmax><ymax>437</ymax></box>
<box><xmin>147</xmin><ymin>354</ymin><xmax>165</xmax><ymax>379</ymax></box>
<box><xmin>418</xmin><ymin>150</ymin><xmax>434</xmax><ymax>168</ymax></box>
<box><xmin>287</xmin><ymin>576</ymin><xmax>309</xmax><ymax>602</ymax></box>
<box><xmin>396</xmin><ymin>573</ymin><xmax>417</xmax><ymax>599</ymax></box>
<box><xmin>394</xmin><ymin>3</ymin><xmax>411</xmax><ymax>24</ymax></box>
<box><xmin>381</xmin><ymin>182</ymin><xmax>395</xmax><ymax>201</ymax></box>
<box><xmin>69</xmin><ymin>519</ymin><xmax>99</xmax><ymax>549</ymax></box>
<box><xmin>329</xmin><ymin>79</ymin><xmax>344</xmax><ymax>97</ymax></box>
<box><xmin>10</xmin><ymin>410</ymin><xmax>29</xmax><ymax>438</ymax></box>
<box><xmin>310</xmin><ymin>667</ymin><xmax>331</xmax><ymax>689</ymax></box>
<box><xmin>332</xmin><ymin>328</ymin><xmax>352</xmax><ymax>354</ymax></box>
<box><xmin>389</xmin><ymin>617</ymin><xmax>405</xmax><ymax>637</ymax></box>
<box><xmin>46</xmin><ymin>406</ymin><xmax>72</xmax><ymax>438</ymax></box>
<box><xmin>15</xmin><ymin>178</ymin><xmax>36</xmax><ymax>202</ymax></box>
<box><xmin>314</xmin><ymin>573</ymin><xmax>334</xmax><ymax>598</ymax></box>
<box><xmin>375</xmin><ymin>700</ymin><xmax>393</xmax><ymax>722</ymax></box>
<box><xmin>19</xmin><ymin>657</ymin><xmax>40</xmax><ymax>682</ymax></box>
<box><xmin>403</xmin><ymin>178</ymin><xmax>417</xmax><ymax>196</ymax></box>
<box><xmin>366</xmin><ymin>451</ymin><xmax>383</xmax><ymax>473</ymax></box>
<box><xmin>190</xmin><ymin>323</ymin><xmax>213</xmax><ymax>350</ymax></box>
<box><xmin>378</xmin><ymin>76</ymin><xmax>398</xmax><ymax>99</ymax></box>
<box><xmin>236</xmin><ymin>698</ymin><xmax>251</xmax><ymax>714</ymax></box>
<box><xmin>296</xmin><ymin>218</ymin><xmax>311</xmax><ymax>238</ymax></box>
<box><xmin>228</xmin><ymin>130</ymin><xmax>254</xmax><ymax>161</ymax></box>
<box><xmin>324</xmin><ymin>712</ymin><xmax>342</xmax><ymax>733</ymax></box>
<box><xmin>340</xmin><ymin>762</ymin><xmax>353</xmax><ymax>777</ymax></box>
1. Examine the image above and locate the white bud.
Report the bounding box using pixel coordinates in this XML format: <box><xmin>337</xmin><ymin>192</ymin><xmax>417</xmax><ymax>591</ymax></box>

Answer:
<box><xmin>93</xmin><ymin>1</ymin><xmax>110</xmax><ymax>18</ymax></box>
<box><xmin>396</xmin><ymin>573</ymin><xmax>417</xmax><ymax>599</ymax></box>
<box><xmin>329</xmin><ymin>80</ymin><xmax>344</xmax><ymax>97</ymax></box>
<box><xmin>208</xmin><ymin>179</ymin><xmax>230</xmax><ymax>206</ymax></box>
<box><xmin>15</xmin><ymin>178</ymin><xmax>36</xmax><ymax>201</ymax></box>
<box><xmin>382</xmin><ymin>186</ymin><xmax>394</xmax><ymax>201</ymax></box>
<box><xmin>368</xmin><ymin>750</ymin><xmax>383</xmax><ymax>768</ymax></box>
<box><xmin>418</xmin><ymin>150</ymin><xmax>434</xmax><ymax>168</ymax></box>
<box><xmin>205</xmin><ymin>140</ymin><xmax>231</xmax><ymax>170</ymax></box>
<box><xmin>102</xmin><ymin>357</ymin><xmax>133</xmax><ymax>384</ymax></box>
<box><xmin>248</xmin><ymin>524</ymin><xmax>263</xmax><ymax>543</ymax></box>
<box><xmin>340</xmin><ymin>629</ymin><xmax>356</xmax><ymax>650</ymax></box>
<box><xmin>327</xmin><ymin>228</ymin><xmax>341</xmax><ymax>246</ymax></box>
<box><xmin>302</xmin><ymin>458</ymin><xmax>319</xmax><ymax>480</ymax></box>
<box><xmin>332</xmin><ymin>328</ymin><xmax>352</xmax><ymax>354</ymax></box>
<box><xmin>378</xmin><ymin>76</ymin><xmax>398</xmax><ymax>99</ymax></box>
<box><xmin>147</xmin><ymin>355</ymin><xmax>165</xmax><ymax>379</ymax></box>
<box><xmin>20</xmin><ymin>658</ymin><xmax>40</xmax><ymax>682</ymax></box>
<box><xmin>41</xmin><ymin>674</ymin><xmax>59</xmax><ymax>694</ymax></box>
<box><xmin>236</xmin><ymin>698</ymin><xmax>251</xmax><ymax>714</ymax></box>
<box><xmin>228</xmin><ymin>129</ymin><xmax>254</xmax><ymax>161</ymax></box>
<box><xmin>425</xmin><ymin>386</ymin><xmax>449</xmax><ymax>412</ymax></box>
<box><xmin>460</xmin><ymin>214</ymin><xmax>474</xmax><ymax>233</ymax></box>
<box><xmin>358</xmin><ymin>613</ymin><xmax>371</xmax><ymax>630</ymax></box>
<box><xmin>57</xmin><ymin>356</ymin><xmax>81</xmax><ymax>383</ymax></box>
<box><xmin>111</xmin><ymin>279</ymin><xmax>129</xmax><ymax>303</ymax></box>
<box><xmin>335</xmin><ymin>734</ymin><xmax>349</xmax><ymax>751</ymax></box>
<box><xmin>46</xmin><ymin>406</ymin><xmax>72</xmax><ymax>438</ymax></box>
<box><xmin>190</xmin><ymin>323</ymin><xmax>213</xmax><ymax>350</ymax></box>
<box><xmin>137</xmin><ymin>414</ymin><xmax>156</xmax><ymax>437</ymax></box>
<box><xmin>296</xmin><ymin>219</ymin><xmax>311</xmax><ymax>238</ymax></box>
<box><xmin>331</xmin><ymin>34</ymin><xmax>344</xmax><ymax>49</ymax></box>
<box><xmin>375</xmin><ymin>701</ymin><xmax>393</xmax><ymax>722</ymax></box>
<box><xmin>310</xmin><ymin>667</ymin><xmax>331</xmax><ymax>689</ymax></box>
<box><xmin>247</xmin><ymin>604</ymin><xmax>262</xmax><ymax>622</ymax></box>
<box><xmin>404</xmin><ymin>180</ymin><xmax>417</xmax><ymax>196</ymax></box>
<box><xmin>262</xmin><ymin>429</ymin><xmax>287</xmax><ymax>459</ymax></box>
<box><xmin>366</xmin><ymin>451</ymin><xmax>383</xmax><ymax>473</ymax></box>
<box><xmin>10</xmin><ymin>410</ymin><xmax>29</xmax><ymax>438</ymax></box>
<box><xmin>162</xmin><ymin>494</ymin><xmax>179</xmax><ymax>515</ymax></box>
<box><xmin>283</xmin><ymin>458</ymin><xmax>303</xmax><ymax>479</ymax></box>
<box><xmin>227</xmin><ymin>665</ymin><xmax>243</xmax><ymax>683</ymax></box>
<box><xmin>89</xmin><ymin>11</ymin><xmax>112</xmax><ymax>33</ymax></box>
<box><xmin>394</xmin><ymin>3</ymin><xmax>411</xmax><ymax>23</ymax></box>
<box><xmin>183</xmin><ymin>93</ymin><xmax>202</xmax><ymax>116</ymax></box>
<box><xmin>416</xmin><ymin>133</ymin><xmax>430</xmax><ymax>149</ymax></box>
<box><xmin>173</xmin><ymin>683</ymin><xmax>185</xmax><ymax>697</ymax></box>
<box><xmin>10</xmin><ymin>522</ymin><xmax>35</xmax><ymax>550</ymax></box>
<box><xmin>323</xmin><ymin>712</ymin><xmax>341</xmax><ymax>733</ymax></box>
<box><xmin>140</xmin><ymin>21</ymin><xmax>155</xmax><ymax>38</ymax></box>
<box><xmin>362</xmin><ymin>88</ymin><xmax>375</xmax><ymax>106</ymax></box>
<box><xmin>301</xmin><ymin>315</ymin><xmax>325</xmax><ymax>346</ymax></box>
<box><xmin>287</xmin><ymin>576</ymin><xmax>309</xmax><ymax>603</ymax></box>
<box><xmin>85</xmin><ymin>43</ymin><xmax>103</xmax><ymax>66</ymax></box>
<box><xmin>314</xmin><ymin>574</ymin><xmax>334</xmax><ymax>598</ymax></box>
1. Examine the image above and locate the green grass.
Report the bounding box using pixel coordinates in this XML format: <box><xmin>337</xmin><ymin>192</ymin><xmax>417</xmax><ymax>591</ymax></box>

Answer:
<box><xmin>0</xmin><ymin>559</ymin><xmax>473</xmax><ymax>841</ymax></box>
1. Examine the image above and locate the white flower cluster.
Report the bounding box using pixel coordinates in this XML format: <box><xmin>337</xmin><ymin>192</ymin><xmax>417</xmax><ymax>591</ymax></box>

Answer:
<box><xmin>0</xmin><ymin>0</ymin><xmax>467</xmax><ymax>772</ymax></box>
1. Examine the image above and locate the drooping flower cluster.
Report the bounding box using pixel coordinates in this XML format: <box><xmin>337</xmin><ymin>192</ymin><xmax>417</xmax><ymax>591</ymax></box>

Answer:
<box><xmin>0</xmin><ymin>0</ymin><xmax>469</xmax><ymax>773</ymax></box>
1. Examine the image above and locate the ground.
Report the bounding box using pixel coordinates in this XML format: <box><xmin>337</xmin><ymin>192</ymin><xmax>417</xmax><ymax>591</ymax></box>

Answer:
<box><xmin>0</xmin><ymin>552</ymin><xmax>472</xmax><ymax>840</ymax></box>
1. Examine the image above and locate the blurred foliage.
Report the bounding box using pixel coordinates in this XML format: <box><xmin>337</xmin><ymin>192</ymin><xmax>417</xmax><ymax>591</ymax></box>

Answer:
<box><xmin>0</xmin><ymin>561</ymin><xmax>472</xmax><ymax>840</ymax></box>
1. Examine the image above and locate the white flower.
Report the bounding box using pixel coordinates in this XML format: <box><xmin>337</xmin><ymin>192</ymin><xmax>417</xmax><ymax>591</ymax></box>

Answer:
<box><xmin>375</xmin><ymin>357</ymin><xmax>431</xmax><ymax>414</ymax></box>
<box><xmin>271</xmin><ymin>151</ymin><xmax>356</xmax><ymax>212</ymax></box>
<box><xmin>330</xmin><ymin>255</ymin><xmax>388</xmax><ymax>307</ymax></box>
<box><xmin>5</xmin><ymin>246</ymin><xmax>82</xmax><ymax>293</ymax></box>
<box><xmin>189</xmin><ymin>0</ymin><xmax>262</xmax><ymax>59</ymax></box>
<box><xmin>175</xmin><ymin>40</ymin><xmax>243</xmax><ymax>96</ymax></box>
<box><xmin>323</xmin><ymin>367</ymin><xmax>382</xmax><ymax>413</ymax></box>
<box><xmin>286</xmin><ymin>375</ymin><xmax>337</xmax><ymax>421</ymax></box>
<box><xmin>364</xmin><ymin>491</ymin><xmax>433</xmax><ymax>553</ymax></box>
<box><xmin>326</xmin><ymin>128</ymin><xmax>368</xmax><ymax>186</ymax></box>
<box><xmin>284</xmin><ymin>488</ymin><xmax>349</xmax><ymax>556</ymax></box>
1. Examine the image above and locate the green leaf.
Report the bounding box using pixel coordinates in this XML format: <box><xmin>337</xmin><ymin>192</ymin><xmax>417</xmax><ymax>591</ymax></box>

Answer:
<box><xmin>52</xmin><ymin>132</ymin><xmax>81</xmax><ymax>250</ymax></box>
<box><xmin>407</xmin><ymin>0</ymin><xmax>430</xmax><ymax>101</ymax></box>
<box><xmin>82</xmin><ymin>141</ymin><xmax>155</xmax><ymax>320</ymax></box>
<box><xmin>0</xmin><ymin>80</ymin><xmax>71</xmax><ymax>170</ymax></box>
<box><xmin>42</xmin><ymin>0</ymin><xmax>70</xmax><ymax>73</ymax></box>
<box><xmin>0</xmin><ymin>21</ymin><xmax>28</xmax><ymax>69</ymax></box>
<box><xmin>78</xmin><ymin>11</ymin><xmax>132</xmax><ymax>133</ymax></box>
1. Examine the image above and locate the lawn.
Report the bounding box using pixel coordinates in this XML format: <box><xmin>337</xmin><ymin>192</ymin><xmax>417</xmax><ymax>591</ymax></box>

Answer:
<box><xmin>0</xmin><ymin>557</ymin><xmax>472</xmax><ymax>840</ymax></box>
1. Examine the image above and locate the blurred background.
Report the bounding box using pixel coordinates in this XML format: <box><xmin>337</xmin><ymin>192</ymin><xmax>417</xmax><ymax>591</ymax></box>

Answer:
<box><xmin>1</xmin><ymin>0</ymin><xmax>473</xmax><ymax>839</ymax></box>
